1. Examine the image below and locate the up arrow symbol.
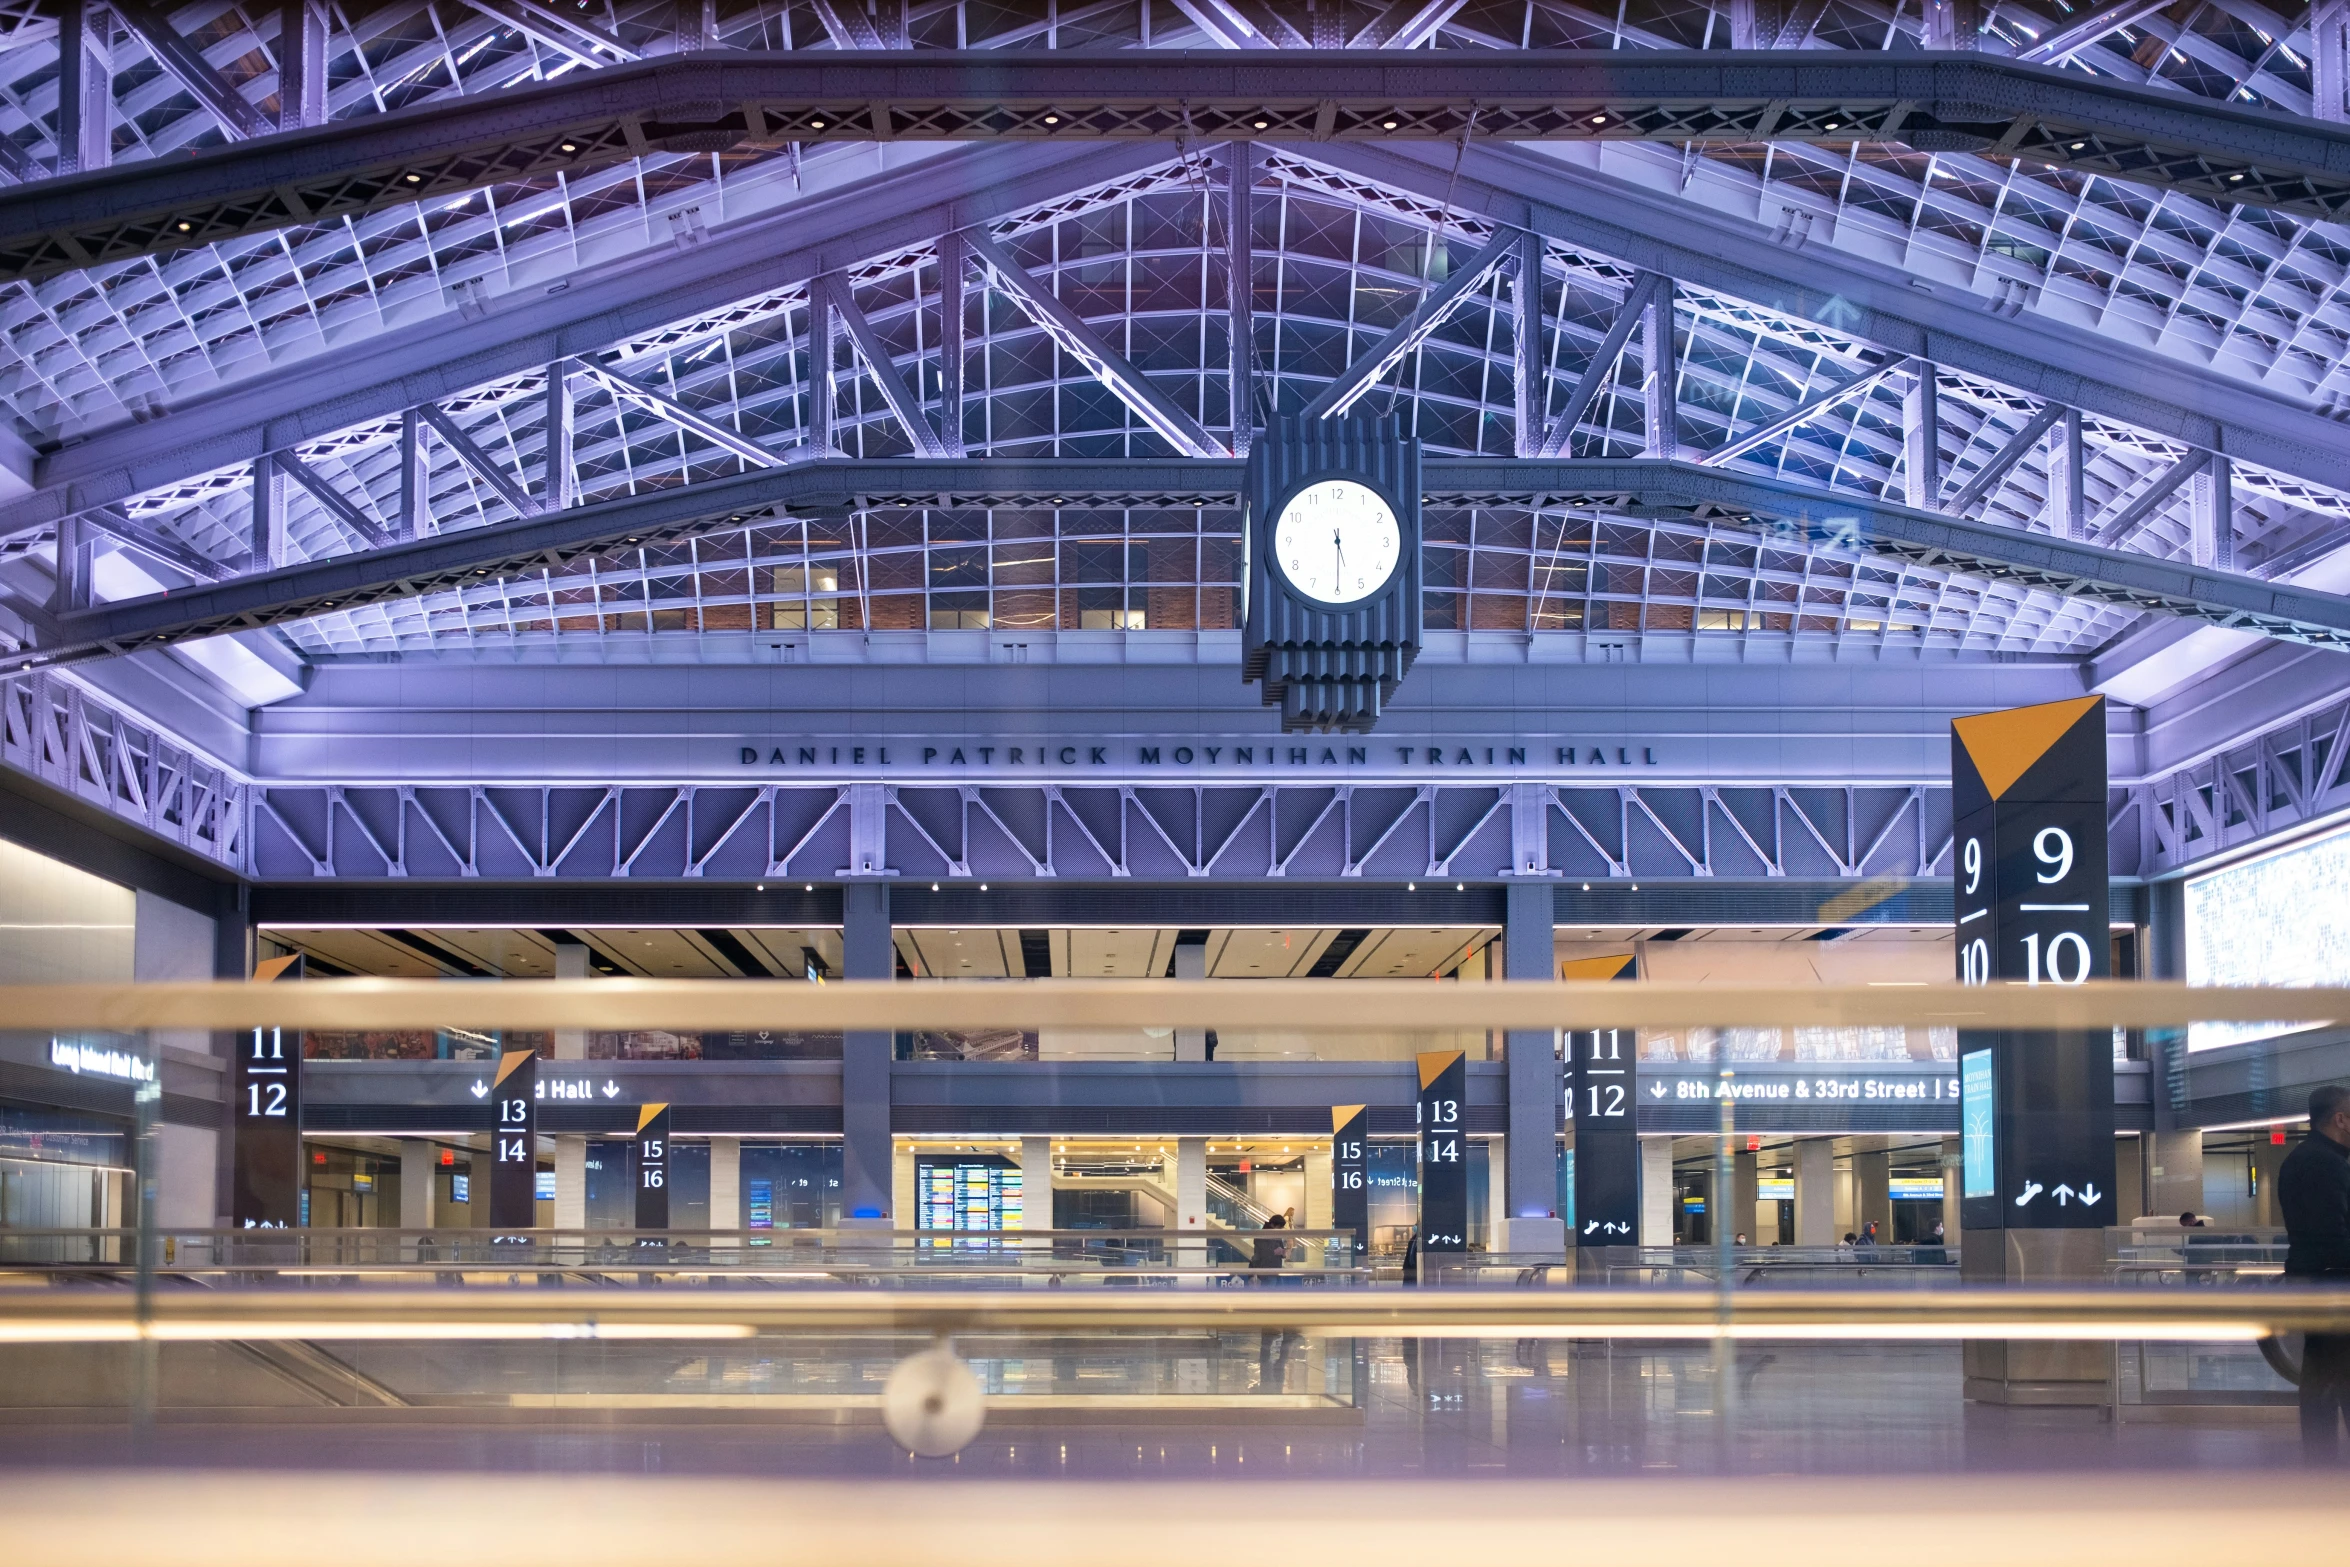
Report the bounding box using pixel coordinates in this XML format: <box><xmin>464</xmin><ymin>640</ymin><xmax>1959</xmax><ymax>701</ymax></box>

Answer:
<box><xmin>467</xmin><ymin>1079</ymin><xmax>488</xmax><ymax>1098</ymax></box>
<box><xmin>602</xmin><ymin>1080</ymin><xmax>620</xmax><ymax>1098</ymax></box>
<box><xmin>2052</xmin><ymin>1184</ymin><xmax>2078</xmax><ymax>1206</ymax></box>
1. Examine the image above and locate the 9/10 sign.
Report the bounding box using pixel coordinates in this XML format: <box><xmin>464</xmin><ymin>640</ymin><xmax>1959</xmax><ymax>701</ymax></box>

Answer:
<box><xmin>1951</xmin><ymin>696</ymin><xmax>2115</xmax><ymax>1233</ymax></box>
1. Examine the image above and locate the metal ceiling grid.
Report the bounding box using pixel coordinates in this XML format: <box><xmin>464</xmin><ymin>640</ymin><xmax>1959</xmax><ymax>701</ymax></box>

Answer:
<box><xmin>20</xmin><ymin>152</ymin><xmax>2261</xmax><ymax>663</ymax></box>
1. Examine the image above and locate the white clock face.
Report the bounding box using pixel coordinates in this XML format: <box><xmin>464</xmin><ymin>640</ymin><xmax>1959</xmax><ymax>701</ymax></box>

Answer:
<box><xmin>1272</xmin><ymin>479</ymin><xmax>1400</xmax><ymax>606</ymax></box>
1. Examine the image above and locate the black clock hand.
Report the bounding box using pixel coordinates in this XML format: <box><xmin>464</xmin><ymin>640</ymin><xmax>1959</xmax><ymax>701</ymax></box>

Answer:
<box><xmin>1332</xmin><ymin>527</ymin><xmax>1345</xmax><ymax>588</ymax></box>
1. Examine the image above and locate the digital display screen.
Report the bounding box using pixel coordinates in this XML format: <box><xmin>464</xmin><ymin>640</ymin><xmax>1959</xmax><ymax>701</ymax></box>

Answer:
<box><xmin>1960</xmin><ymin>1050</ymin><xmax>1994</xmax><ymax>1201</ymax></box>
<box><xmin>535</xmin><ymin>1170</ymin><xmax>556</xmax><ymax>1202</ymax></box>
<box><xmin>450</xmin><ymin>1173</ymin><xmax>469</xmax><ymax>1205</ymax></box>
<box><xmin>2186</xmin><ymin>819</ymin><xmax>2350</xmax><ymax>1052</ymax></box>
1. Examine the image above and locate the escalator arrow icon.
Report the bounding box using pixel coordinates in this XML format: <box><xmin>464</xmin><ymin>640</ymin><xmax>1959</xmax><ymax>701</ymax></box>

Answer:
<box><xmin>602</xmin><ymin>1080</ymin><xmax>620</xmax><ymax>1098</ymax></box>
<box><xmin>467</xmin><ymin>1080</ymin><xmax>487</xmax><ymax>1098</ymax></box>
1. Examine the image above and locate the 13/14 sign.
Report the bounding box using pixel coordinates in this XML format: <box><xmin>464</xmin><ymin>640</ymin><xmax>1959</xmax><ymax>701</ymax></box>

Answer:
<box><xmin>1416</xmin><ymin>1051</ymin><xmax>1467</xmax><ymax>1256</ymax></box>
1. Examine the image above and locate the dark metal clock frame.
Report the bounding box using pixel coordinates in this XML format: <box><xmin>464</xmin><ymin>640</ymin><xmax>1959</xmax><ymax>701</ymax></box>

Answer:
<box><xmin>1243</xmin><ymin>415</ymin><xmax>1423</xmax><ymax>734</ymax></box>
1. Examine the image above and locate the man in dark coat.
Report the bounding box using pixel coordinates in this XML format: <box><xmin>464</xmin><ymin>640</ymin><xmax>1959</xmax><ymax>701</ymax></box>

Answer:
<box><xmin>2278</xmin><ymin>1083</ymin><xmax>2350</xmax><ymax>1460</ymax></box>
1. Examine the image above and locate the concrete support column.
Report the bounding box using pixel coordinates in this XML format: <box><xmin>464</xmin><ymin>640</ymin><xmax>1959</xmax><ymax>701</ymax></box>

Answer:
<box><xmin>1175</xmin><ymin>1136</ymin><xmax>1207</xmax><ymax>1269</ymax></box>
<box><xmin>1303</xmin><ymin>1143</ymin><xmax>1331</xmax><ymax>1233</ymax></box>
<box><xmin>550</xmin><ymin>939</ymin><xmax>590</xmax><ymax>1235</ymax></box>
<box><xmin>1794</xmin><ymin>1136</ymin><xmax>1835</xmax><ymax>1247</ymax></box>
<box><xmin>1172</xmin><ymin>935</ymin><xmax>1207</xmax><ymax>1061</ymax></box>
<box><xmin>401</xmin><ymin>1140</ymin><xmax>436</xmax><ymax>1238</ymax></box>
<box><xmin>552</xmin><ymin>941</ymin><xmax>589</xmax><ymax>1056</ymax></box>
<box><xmin>1940</xmin><ymin>1137</ymin><xmax>1963</xmax><ymax>1244</ymax></box>
<box><xmin>1484</xmin><ymin>1136</ymin><xmax>1508</xmax><ymax>1248</ymax></box>
<box><xmin>1732</xmin><ymin>1148</ymin><xmax>1759</xmax><ymax>1243</ymax></box>
<box><xmin>553</xmin><ymin>1134</ymin><xmax>587</xmax><ymax>1233</ymax></box>
<box><xmin>1854</xmin><ymin>1146</ymin><xmax>1891</xmax><ymax>1241</ymax></box>
<box><xmin>1020</xmin><ymin>1136</ymin><xmax>1052</xmax><ymax>1229</ymax></box>
<box><xmin>708</xmin><ymin>1136</ymin><xmax>740</xmax><ymax>1241</ymax></box>
<box><xmin>892</xmin><ymin>1141</ymin><xmax>916</xmax><ymax>1229</ymax></box>
<box><xmin>1502</xmin><ymin>880</ymin><xmax>1564</xmax><ymax>1254</ymax></box>
<box><xmin>2252</xmin><ymin>1135</ymin><xmax>2286</xmax><ymax>1227</ymax></box>
<box><xmin>1639</xmin><ymin>1138</ymin><xmax>1674</xmax><ymax>1247</ymax></box>
<box><xmin>2145</xmin><ymin>1129</ymin><xmax>2205</xmax><ymax>1221</ymax></box>
<box><xmin>840</xmin><ymin>881</ymin><xmax>894</xmax><ymax>1223</ymax></box>
<box><xmin>136</xmin><ymin>891</ymin><xmax>221</xmax><ymax>1229</ymax></box>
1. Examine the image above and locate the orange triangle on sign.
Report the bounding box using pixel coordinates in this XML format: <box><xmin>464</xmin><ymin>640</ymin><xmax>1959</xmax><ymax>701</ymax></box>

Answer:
<box><xmin>1559</xmin><ymin>953</ymin><xmax>1635</xmax><ymax>981</ymax></box>
<box><xmin>1331</xmin><ymin>1105</ymin><xmax>1365</xmax><ymax>1133</ymax></box>
<box><xmin>1417</xmin><ymin>1050</ymin><xmax>1462</xmax><ymax>1089</ymax></box>
<box><xmin>1952</xmin><ymin>695</ymin><xmax>2101</xmax><ymax>802</ymax></box>
<box><xmin>635</xmin><ymin>1103</ymin><xmax>669</xmax><ymax>1133</ymax></box>
<box><xmin>493</xmin><ymin>1049</ymin><xmax>535</xmax><ymax>1086</ymax></box>
<box><xmin>251</xmin><ymin>954</ymin><xmax>300</xmax><ymax>982</ymax></box>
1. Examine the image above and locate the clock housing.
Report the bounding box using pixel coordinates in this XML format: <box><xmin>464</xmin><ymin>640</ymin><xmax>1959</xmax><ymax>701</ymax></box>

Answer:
<box><xmin>1243</xmin><ymin>416</ymin><xmax>1422</xmax><ymax>733</ymax></box>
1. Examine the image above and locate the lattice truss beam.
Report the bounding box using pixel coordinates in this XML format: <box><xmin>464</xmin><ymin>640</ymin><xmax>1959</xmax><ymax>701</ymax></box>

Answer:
<box><xmin>2123</xmin><ymin>688</ymin><xmax>2350</xmax><ymax>877</ymax></box>
<box><xmin>9</xmin><ymin>146</ymin><xmax>2349</xmax><ymax>666</ymax></box>
<box><xmin>0</xmin><ymin>667</ymin><xmax>244</xmax><ymax>867</ymax></box>
<box><xmin>247</xmin><ymin>776</ymin><xmax>1963</xmax><ymax>884</ymax></box>
<box><xmin>4</xmin><ymin>3</ymin><xmax>2350</xmax><ymax>455</ymax></box>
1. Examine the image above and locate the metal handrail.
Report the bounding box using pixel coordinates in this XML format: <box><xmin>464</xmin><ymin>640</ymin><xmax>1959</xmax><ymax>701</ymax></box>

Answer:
<box><xmin>1</xmin><ymin>1285</ymin><xmax>2346</xmax><ymax>1339</ymax></box>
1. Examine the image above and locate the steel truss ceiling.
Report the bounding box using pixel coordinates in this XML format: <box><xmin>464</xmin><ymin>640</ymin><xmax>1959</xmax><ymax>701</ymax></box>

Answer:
<box><xmin>0</xmin><ymin>4</ymin><xmax>2341</xmax><ymax>684</ymax></box>
<box><xmin>9</xmin><ymin>49</ymin><xmax>2350</xmax><ymax>283</ymax></box>
<box><xmin>4</xmin><ymin>143</ymin><xmax>2347</xmax><ymax>669</ymax></box>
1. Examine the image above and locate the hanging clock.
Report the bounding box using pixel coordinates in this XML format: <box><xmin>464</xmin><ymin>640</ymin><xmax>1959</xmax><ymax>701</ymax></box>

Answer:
<box><xmin>1243</xmin><ymin>415</ymin><xmax>1423</xmax><ymax>733</ymax></box>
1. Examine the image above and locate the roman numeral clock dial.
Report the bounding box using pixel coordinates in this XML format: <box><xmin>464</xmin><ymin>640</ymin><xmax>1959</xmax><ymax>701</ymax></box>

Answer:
<box><xmin>1273</xmin><ymin>480</ymin><xmax>1400</xmax><ymax>605</ymax></box>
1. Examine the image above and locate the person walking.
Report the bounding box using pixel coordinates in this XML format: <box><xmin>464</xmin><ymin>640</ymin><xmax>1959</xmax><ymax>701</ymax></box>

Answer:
<box><xmin>2279</xmin><ymin>1084</ymin><xmax>2350</xmax><ymax>1461</ymax></box>
<box><xmin>1250</xmin><ymin>1212</ymin><xmax>1289</xmax><ymax>1279</ymax></box>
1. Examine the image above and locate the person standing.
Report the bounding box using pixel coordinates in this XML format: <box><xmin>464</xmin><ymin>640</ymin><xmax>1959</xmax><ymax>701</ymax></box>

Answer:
<box><xmin>2278</xmin><ymin>1084</ymin><xmax>2350</xmax><ymax>1461</ymax></box>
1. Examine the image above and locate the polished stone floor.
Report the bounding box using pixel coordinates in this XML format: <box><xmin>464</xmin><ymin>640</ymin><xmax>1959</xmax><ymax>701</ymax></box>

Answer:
<box><xmin>0</xmin><ymin>1335</ymin><xmax>2316</xmax><ymax>1477</ymax></box>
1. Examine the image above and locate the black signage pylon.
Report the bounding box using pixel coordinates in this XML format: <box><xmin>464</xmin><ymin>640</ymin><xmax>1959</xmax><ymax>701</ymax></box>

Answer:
<box><xmin>1331</xmin><ymin>1105</ymin><xmax>1368</xmax><ymax>1252</ymax></box>
<box><xmin>487</xmin><ymin>1048</ymin><xmax>539</xmax><ymax>1238</ymax></box>
<box><xmin>231</xmin><ymin>953</ymin><xmax>304</xmax><ymax>1229</ymax></box>
<box><xmin>1416</xmin><ymin>1051</ymin><xmax>1467</xmax><ymax>1260</ymax></box>
<box><xmin>1562</xmin><ymin>952</ymin><xmax>1641</xmax><ymax>1250</ymax></box>
<box><xmin>1952</xmin><ymin>695</ymin><xmax>2115</xmax><ymax>1233</ymax></box>
<box><xmin>634</xmin><ymin>1103</ymin><xmax>671</xmax><ymax>1238</ymax></box>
